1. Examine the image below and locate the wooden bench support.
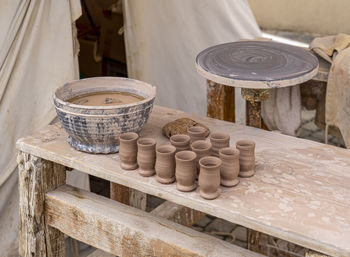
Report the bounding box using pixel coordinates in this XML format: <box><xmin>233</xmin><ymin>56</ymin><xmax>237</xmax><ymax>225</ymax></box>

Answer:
<box><xmin>110</xmin><ymin>183</ymin><xmax>130</xmax><ymax>205</ymax></box>
<box><xmin>305</xmin><ymin>250</ymin><xmax>329</xmax><ymax>257</ymax></box>
<box><xmin>151</xmin><ymin>201</ymin><xmax>205</xmax><ymax>227</ymax></box>
<box><xmin>17</xmin><ymin>152</ymin><xmax>66</xmax><ymax>257</ymax></box>
<box><xmin>207</xmin><ymin>80</ymin><xmax>235</xmax><ymax>122</ymax></box>
<box><xmin>45</xmin><ymin>185</ymin><xmax>262</xmax><ymax>257</ymax></box>
<box><xmin>87</xmin><ymin>249</ymin><xmax>115</xmax><ymax>257</ymax></box>
<box><xmin>110</xmin><ymin>183</ymin><xmax>147</xmax><ymax>210</ymax></box>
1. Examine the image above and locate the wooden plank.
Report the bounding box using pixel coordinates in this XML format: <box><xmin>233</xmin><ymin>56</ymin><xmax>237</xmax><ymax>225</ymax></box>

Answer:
<box><xmin>17</xmin><ymin>151</ymin><xmax>66</xmax><ymax>257</ymax></box>
<box><xmin>110</xmin><ymin>182</ymin><xmax>147</xmax><ymax>211</ymax></box>
<box><xmin>305</xmin><ymin>250</ymin><xmax>329</xmax><ymax>257</ymax></box>
<box><xmin>45</xmin><ymin>185</ymin><xmax>262</xmax><ymax>257</ymax></box>
<box><xmin>87</xmin><ymin>249</ymin><xmax>115</xmax><ymax>257</ymax></box>
<box><xmin>235</xmin><ymin>87</ymin><xmax>246</xmax><ymax>125</ymax></box>
<box><xmin>110</xmin><ymin>183</ymin><xmax>129</xmax><ymax>204</ymax></box>
<box><xmin>16</xmin><ymin>105</ymin><xmax>350</xmax><ymax>257</ymax></box>
<box><xmin>110</xmin><ymin>183</ymin><xmax>147</xmax><ymax>211</ymax></box>
<box><xmin>129</xmin><ymin>188</ymin><xmax>147</xmax><ymax>210</ymax></box>
<box><xmin>207</xmin><ymin>80</ymin><xmax>235</xmax><ymax>122</ymax></box>
<box><xmin>151</xmin><ymin>201</ymin><xmax>204</xmax><ymax>227</ymax></box>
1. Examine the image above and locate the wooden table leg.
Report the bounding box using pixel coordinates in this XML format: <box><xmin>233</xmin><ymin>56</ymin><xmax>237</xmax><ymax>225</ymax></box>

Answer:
<box><xmin>246</xmin><ymin>101</ymin><xmax>262</xmax><ymax>128</ymax></box>
<box><xmin>17</xmin><ymin>151</ymin><xmax>66</xmax><ymax>257</ymax></box>
<box><xmin>110</xmin><ymin>182</ymin><xmax>147</xmax><ymax>210</ymax></box>
<box><xmin>151</xmin><ymin>201</ymin><xmax>204</xmax><ymax>227</ymax></box>
<box><xmin>110</xmin><ymin>183</ymin><xmax>129</xmax><ymax>204</ymax></box>
<box><xmin>207</xmin><ymin>80</ymin><xmax>235</xmax><ymax>122</ymax></box>
<box><xmin>241</xmin><ymin>88</ymin><xmax>270</xmax><ymax>128</ymax></box>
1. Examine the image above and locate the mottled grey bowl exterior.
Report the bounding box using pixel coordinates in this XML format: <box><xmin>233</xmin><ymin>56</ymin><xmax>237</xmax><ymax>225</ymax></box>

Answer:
<box><xmin>53</xmin><ymin>77</ymin><xmax>156</xmax><ymax>154</ymax></box>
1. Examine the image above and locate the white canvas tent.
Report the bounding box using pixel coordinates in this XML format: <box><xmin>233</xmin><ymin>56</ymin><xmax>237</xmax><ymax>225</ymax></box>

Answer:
<box><xmin>0</xmin><ymin>0</ymin><xmax>260</xmax><ymax>256</ymax></box>
<box><xmin>0</xmin><ymin>1</ymin><xmax>88</xmax><ymax>256</ymax></box>
<box><xmin>123</xmin><ymin>0</ymin><xmax>261</xmax><ymax>117</ymax></box>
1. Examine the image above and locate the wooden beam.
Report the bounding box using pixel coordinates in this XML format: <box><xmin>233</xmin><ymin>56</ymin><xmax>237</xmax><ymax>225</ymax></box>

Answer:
<box><xmin>110</xmin><ymin>182</ymin><xmax>129</xmax><ymax>204</ymax></box>
<box><xmin>207</xmin><ymin>80</ymin><xmax>235</xmax><ymax>122</ymax></box>
<box><xmin>110</xmin><ymin>182</ymin><xmax>147</xmax><ymax>211</ymax></box>
<box><xmin>17</xmin><ymin>151</ymin><xmax>66</xmax><ymax>257</ymax></box>
<box><xmin>129</xmin><ymin>188</ymin><xmax>147</xmax><ymax>210</ymax></box>
<box><xmin>305</xmin><ymin>250</ymin><xmax>330</xmax><ymax>257</ymax></box>
<box><xmin>87</xmin><ymin>249</ymin><xmax>114</xmax><ymax>257</ymax></box>
<box><xmin>151</xmin><ymin>201</ymin><xmax>204</xmax><ymax>227</ymax></box>
<box><xmin>45</xmin><ymin>185</ymin><xmax>263</xmax><ymax>257</ymax></box>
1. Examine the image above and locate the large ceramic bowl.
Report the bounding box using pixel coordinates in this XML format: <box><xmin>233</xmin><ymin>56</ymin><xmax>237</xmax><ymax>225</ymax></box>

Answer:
<box><xmin>53</xmin><ymin>77</ymin><xmax>156</xmax><ymax>153</ymax></box>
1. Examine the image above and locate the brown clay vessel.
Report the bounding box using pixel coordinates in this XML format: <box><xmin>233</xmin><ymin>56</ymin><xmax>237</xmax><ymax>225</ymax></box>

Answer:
<box><xmin>219</xmin><ymin>147</ymin><xmax>240</xmax><ymax>187</ymax></box>
<box><xmin>191</xmin><ymin>140</ymin><xmax>212</xmax><ymax>173</ymax></box>
<box><xmin>187</xmin><ymin>126</ymin><xmax>207</xmax><ymax>142</ymax></box>
<box><xmin>119</xmin><ymin>132</ymin><xmax>139</xmax><ymax>170</ymax></box>
<box><xmin>137</xmin><ymin>138</ymin><xmax>156</xmax><ymax>177</ymax></box>
<box><xmin>155</xmin><ymin>145</ymin><xmax>176</xmax><ymax>184</ymax></box>
<box><xmin>236</xmin><ymin>140</ymin><xmax>255</xmax><ymax>177</ymax></box>
<box><xmin>198</xmin><ymin>156</ymin><xmax>221</xmax><ymax>200</ymax></box>
<box><xmin>170</xmin><ymin>134</ymin><xmax>191</xmax><ymax>152</ymax></box>
<box><xmin>210</xmin><ymin>132</ymin><xmax>230</xmax><ymax>157</ymax></box>
<box><xmin>175</xmin><ymin>151</ymin><xmax>197</xmax><ymax>192</ymax></box>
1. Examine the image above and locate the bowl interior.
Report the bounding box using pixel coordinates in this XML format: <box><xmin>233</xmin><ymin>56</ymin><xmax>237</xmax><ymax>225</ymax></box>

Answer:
<box><xmin>54</xmin><ymin>77</ymin><xmax>156</xmax><ymax>109</ymax></box>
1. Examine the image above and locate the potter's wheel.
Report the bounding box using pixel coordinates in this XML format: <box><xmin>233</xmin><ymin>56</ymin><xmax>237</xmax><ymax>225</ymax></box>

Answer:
<box><xmin>196</xmin><ymin>41</ymin><xmax>319</xmax><ymax>88</ymax></box>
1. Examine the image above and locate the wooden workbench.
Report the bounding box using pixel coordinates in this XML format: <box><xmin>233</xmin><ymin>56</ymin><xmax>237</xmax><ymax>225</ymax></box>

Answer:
<box><xmin>17</xmin><ymin>106</ymin><xmax>350</xmax><ymax>257</ymax></box>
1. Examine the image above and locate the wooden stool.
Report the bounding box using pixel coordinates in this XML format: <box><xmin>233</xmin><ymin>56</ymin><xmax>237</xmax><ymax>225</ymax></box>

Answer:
<box><xmin>196</xmin><ymin>40</ymin><xmax>319</xmax><ymax>128</ymax></box>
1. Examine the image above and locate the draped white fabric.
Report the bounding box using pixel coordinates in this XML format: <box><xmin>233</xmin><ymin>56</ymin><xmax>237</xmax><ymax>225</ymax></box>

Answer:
<box><xmin>0</xmin><ymin>1</ymin><xmax>87</xmax><ymax>256</ymax></box>
<box><xmin>123</xmin><ymin>0</ymin><xmax>261</xmax><ymax>116</ymax></box>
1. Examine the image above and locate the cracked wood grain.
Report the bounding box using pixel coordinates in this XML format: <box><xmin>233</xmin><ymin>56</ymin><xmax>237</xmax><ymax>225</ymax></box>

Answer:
<box><xmin>17</xmin><ymin>151</ymin><xmax>66</xmax><ymax>257</ymax></box>
<box><xmin>46</xmin><ymin>185</ymin><xmax>262</xmax><ymax>257</ymax></box>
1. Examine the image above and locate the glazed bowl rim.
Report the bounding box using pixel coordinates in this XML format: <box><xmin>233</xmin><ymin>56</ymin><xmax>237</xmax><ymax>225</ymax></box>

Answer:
<box><xmin>53</xmin><ymin>77</ymin><xmax>156</xmax><ymax>111</ymax></box>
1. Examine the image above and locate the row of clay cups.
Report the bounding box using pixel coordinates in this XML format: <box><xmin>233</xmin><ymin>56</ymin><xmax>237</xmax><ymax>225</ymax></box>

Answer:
<box><xmin>119</xmin><ymin>132</ymin><xmax>194</xmax><ymax>186</ymax></box>
<box><xmin>119</xmin><ymin>132</ymin><xmax>255</xmax><ymax>200</ymax></box>
<box><xmin>119</xmin><ymin>132</ymin><xmax>218</xmax><ymax>200</ymax></box>
<box><xmin>172</xmin><ymin>127</ymin><xmax>233</xmax><ymax>157</ymax></box>
<box><xmin>170</xmin><ymin>131</ymin><xmax>256</xmax><ymax>178</ymax></box>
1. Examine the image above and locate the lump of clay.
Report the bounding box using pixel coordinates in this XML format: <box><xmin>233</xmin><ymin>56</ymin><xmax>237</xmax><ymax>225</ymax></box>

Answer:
<box><xmin>162</xmin><ymin>118</ymin><xmax>210</xmax><ymax>139</ymax></box>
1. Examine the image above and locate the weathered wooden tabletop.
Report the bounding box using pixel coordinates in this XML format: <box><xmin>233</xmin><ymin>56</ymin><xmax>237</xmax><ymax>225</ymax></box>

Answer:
<box><xmin>196</xmin><ymin>41</ymin><xmax>319</xmax><ymax>88</ymax></box>
<box><xmin>17</xmin><ymin>106</ymin><xmax>350</xmax><ymax>257</ymax></box>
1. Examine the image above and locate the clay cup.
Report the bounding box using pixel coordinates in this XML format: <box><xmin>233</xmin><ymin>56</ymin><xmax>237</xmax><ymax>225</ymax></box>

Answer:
<box><xmin>175</xmin><ymin>151</ymin><xmax>197</xmax><ymax>192</ymax></box>
<box><xmin>155</xmin><ymin>145</ymin><xmax>176</xmax><ymax>184</ymax></box>
<box><xmin>191</xmin><ymin>140</ymin><xmax>212</xmax><ymax>173</ymax></box>
<box><xmin>170</xmin><ymin>134</ymin><xmax>191</xmax><ymax>153</ymax></box>
<box><xmin>219</xmin><ymin>147</ymin><xmax>240</xmax><ymax>187</ymax></box>
<box><xmin>119</xmin><ymin>132</ymin><xmax>139</xmax><ymax>170</ymax></box>
<box><xmin>210</xmin><ymin>132</ymin><xmax>230</xmax><ymax>157</ymax></box>
<box><xmin>137</xmin><ymin>138</ymin><xmax>156</xmax><ymax>177</ymax></box>
<box><xmin>187</xmin><ymin>126</ymin><xmax>207</xmax><ymax>142</ymax></box>
<box><xmin>199</xmin><ymin>156</ymin><xmax>222</xmax><ymax>200</ymax></box>
<box><xmin>236</xmin><ymin>140</ymin><xmax>255</xmax><ymax>177</ymax></box>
